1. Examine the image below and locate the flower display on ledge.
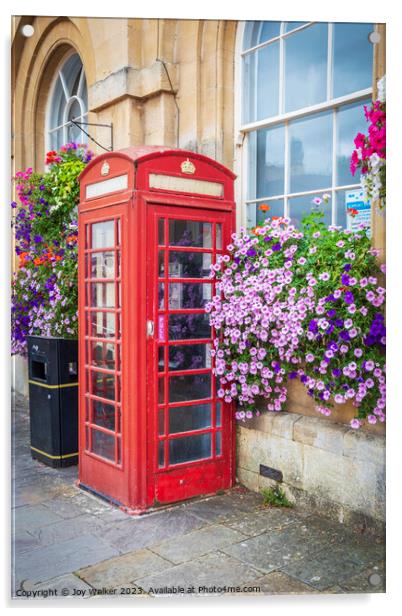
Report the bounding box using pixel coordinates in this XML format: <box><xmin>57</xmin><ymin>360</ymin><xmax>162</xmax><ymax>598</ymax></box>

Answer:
<box><xmin>206</xmin><ymin>212</ymin><xmax>386</xmax><ymax>429</ymax></box>
<box><xmin>350</xmin><ymin>75</ymin><xmax>386</xmax><ymax>208</ymax></box>
<box><xmin>11</xmin><ymin>143</ymin><xmax>93</xmax><ymax>356</ymax></box>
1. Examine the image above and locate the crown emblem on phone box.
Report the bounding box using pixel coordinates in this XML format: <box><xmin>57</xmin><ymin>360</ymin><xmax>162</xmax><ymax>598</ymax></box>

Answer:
<box><xmin>181</xmin><ymin>158</ymin><xmax>196</xmax><ymax>174</ymax></box>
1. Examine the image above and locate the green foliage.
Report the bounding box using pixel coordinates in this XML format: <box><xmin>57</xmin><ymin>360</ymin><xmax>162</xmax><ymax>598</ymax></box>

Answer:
<box><xmin>261</xmin><ymin>485</ymin><xmax>293</xmax><ymax>508</ymax></box>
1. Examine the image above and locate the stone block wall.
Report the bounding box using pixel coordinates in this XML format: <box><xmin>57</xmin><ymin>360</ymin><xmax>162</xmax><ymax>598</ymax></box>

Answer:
<box><xmin>236</xmin><ymin>411</ymin><xmax>385</xmax><ymax>531</ymax></box>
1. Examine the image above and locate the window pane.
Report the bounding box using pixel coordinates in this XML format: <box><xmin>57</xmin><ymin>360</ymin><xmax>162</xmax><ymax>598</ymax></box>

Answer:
<box><xmin>169</xmin><ymin>220</ymin><xmax>212</xmax><ymax>248</ymax></box>
<box><xmin>289</xmin><ymin>112</ymin><xmax>332</xmax><ymax>192</ymax></box>
<box><xmin>92</xmin><ymin>399</ymin><xmax>116</xmax><ymax>431</ymax></box>
<box><xmin>158</xmin><ymin>441</ymin><xmax>165</xmax><ymax>467</ymax></box>
<box><xmin>158</xmin><ymin>409</ymin><xmax>165</xmax><ymax>435</ymax></box>
<box><xmin>243</xmin><ymin>44</ymin><xmax>280</xmax><ymax>123</ymax></box>
<box><xmin>336</xmin><ymin>99</ymin><xmax>371</xmax><ymax>186</ymax></box>
<box><xmin>249</xmin><ymin>126</ymin><xmax>285</xmax><ymax>199</ymax></box>
<box><xmin>285</xmin><ymin>23</ymin><xmax>328</xmax><ymax>113</ymax></box>
<box><xmin>169</xmin><ymin>373</ymin><xmax>211</xmax><ymax>403</ymax></box>
<box><xmin>284</xmin><ymin>22</ymin><xmax>307</xmax><ymax>32</ymax></box>
<box><xmin>49</xmin><ymin>128</ymin><xmax>63</xmax><ymax>151</ymax></box>
<box><xmin>92</xmin><ymin>371</ymin><xmax>115</xmax><ymax>401</ymax></box>
<box><xmin>91</xmin><ymin>341</ymin><xmax>117</xmax><ymax>370</ymax></box>
<box><xmin>91</xmin><ymin>429</ymin><xmax>115</xmax><ymax>461</ymax></box>
<box><xmin>168</xmin><ymin>314</ymin><xmax>211</xmax><ymax>340</ymax></box>
<box><xmin>169</xmin><ymin>403</ymin><xmax>212</xmax><ymax>434</ymax></box>
<box><xmin>335</xmin><ymin>189</ymin><xmax>348</xmax><ymax>229</ymax></box>
<box><xmin>259</xmin><ymin>21</ymin><xmax>281</xmax><ymax>43</ymax></box>
<box><xmin>243</xmin><ymin>21</ymin><xmax>281</xmax><ymax>49</ymax></box>
<box><xmin>288</xmin><ymin>194</ymin><xmax>332</xmax><ymax>228</ymax></box>
<box><xmin>168</xmin><ymin>252</ymin><xmax>211</xmax><ymax>279</ymax></box>
<box><xmin>68</xmin><ymin>98</ymin><xmax>81</xmax><ymax>122</ymax></box>
<box><xmin>216</xmin><ymin>431</ymin><xmax>222</xmax><ymax>456</ymax></box>
<box><xmin>168</xmin><ymin>283</ymin><xmax>212</xmax><ymax>309</ymax></box>
<box><xmin>90</xmin><ymin>312</ymin><xmax>116</xmax><ymax>338</ymax></box>
<box><xmin>169</xmin><ymin>433</ymin><xmax>212</xmax><ymax>465</ymax></box>
<box><xmin>333</xmin><ymin>23</ymin><xmax>373</xmax><ymax>98</ymax></box>
<box><xmin>158</xmin><ymin>283</ymin><xmax>165</xmax><ymax>309</ymax></box>
<box><xmin>92</xmin><ymin>221</ymin><xmax>114</xmax><ymax>248</ymax></box>
<box><xmin>90</xmin><ymin>282</ymin><xmax>115</xmax><ymax>308</ymax></box>
<box><xmin>158</xmin><ymin>378</ymin><xmax>165</xmax><ymax>404</ymax></box>
<box><xmin>216</xmin><ymin>402</ymin><xmax>222</xmax><ymax>427</ymax></box>
<box><xmin>216</xmin><ymin>224</ymin><xmax>222</xmax><ymax>249</ymax></box>
<box><xmin>246</xmin><ymin>199</ymin><xmax>284</xmax><ymax>229</ymax></box>
<box><xmin>90</xmin><ymin>252</ymin><xmax>115</xmax><ymax>278</ymax></box>
<box><xmin>168</xmin><ymin>344</ymin><xmax>211</xmax><ymax>371</ymax></box>
<box><xmin>257</xmin><ymin>43</ymin><xmax>280</xmax><ymax>121</ymax></box>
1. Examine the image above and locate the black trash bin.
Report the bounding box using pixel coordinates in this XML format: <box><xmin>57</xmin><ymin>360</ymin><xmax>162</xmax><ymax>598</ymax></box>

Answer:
<box><xmin>27</xmin><ymin>336</ymin><xmax>79</xmax><ymax>467</ymax></box>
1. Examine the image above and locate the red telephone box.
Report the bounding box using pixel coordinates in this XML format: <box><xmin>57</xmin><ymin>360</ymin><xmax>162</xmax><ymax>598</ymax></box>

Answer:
<box><xmin>77</xmin><ymin>146</ymin><xmax>236</xmax><ymax>513</ymax></box>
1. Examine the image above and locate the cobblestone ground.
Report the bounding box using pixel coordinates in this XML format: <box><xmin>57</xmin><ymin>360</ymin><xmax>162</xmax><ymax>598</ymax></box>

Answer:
<box><xmin>12</xmin><ymin>393</ymin><xmax>385</xmax><ymax>600</ymax></box>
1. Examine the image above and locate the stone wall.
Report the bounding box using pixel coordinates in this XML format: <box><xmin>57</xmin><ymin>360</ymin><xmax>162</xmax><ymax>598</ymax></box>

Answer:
<box><xmin>237</xmin><ymin>411</ymin><xmax>385</xmax><ymax>531</ymax></box>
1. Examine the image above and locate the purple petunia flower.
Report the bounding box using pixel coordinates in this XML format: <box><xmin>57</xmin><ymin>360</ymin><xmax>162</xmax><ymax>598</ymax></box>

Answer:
<box><xmin>344</xmin><ymin>291</ymin><xmax>354</xmax><ymax>305</ymax></box>
<box><xmin>272</xmin><ymin>243</ymin><xmax>281</xmax><ymax>252</ymax></box>
<box><xmin>341</xmin><ymin>274</ymin><xmax>350</xmax><ymax>285</ymax></box>
<box><xmin>343</xmin><ymin>263</ymin><xmax>352</xmax><ymax>272</ymax></box>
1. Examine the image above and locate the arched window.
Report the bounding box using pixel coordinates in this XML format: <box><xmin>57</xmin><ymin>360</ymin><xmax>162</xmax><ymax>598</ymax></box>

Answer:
<box><xmin>47</xmin><ymin>52</ymin><xmax>88</xmax><ymax>150</ymax></box>
<box><xmin>239</xmin><ymin>21</ymin><xmax>374</xmax><ymax>228</ymax></box>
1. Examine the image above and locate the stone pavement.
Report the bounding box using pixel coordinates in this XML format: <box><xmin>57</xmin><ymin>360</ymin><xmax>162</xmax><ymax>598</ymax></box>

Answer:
<box><xmin>11</xmin><ymin>393</ymin><xmax>385</xmax><ymax>599</ymax></box>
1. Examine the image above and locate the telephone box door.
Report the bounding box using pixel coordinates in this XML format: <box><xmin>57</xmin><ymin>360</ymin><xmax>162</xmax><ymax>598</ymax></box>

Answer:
<box><xmin>146</xmin><ymin>204</ymin><xmax>235</xmax><ymax>504</ymax></box>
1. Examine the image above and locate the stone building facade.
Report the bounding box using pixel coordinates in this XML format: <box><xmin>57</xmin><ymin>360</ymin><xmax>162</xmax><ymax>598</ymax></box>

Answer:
<box><xmin>11</xmin><ymin>16</ymin><xmax>386</xmax><ymax>526</ymax></box>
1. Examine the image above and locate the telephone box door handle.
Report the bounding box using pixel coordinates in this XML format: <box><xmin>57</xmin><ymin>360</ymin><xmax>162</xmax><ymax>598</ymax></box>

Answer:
<box><xmin>147</xmin><ymin>320</ymin><xmax>154</xmax><ymax>337</ymax></box>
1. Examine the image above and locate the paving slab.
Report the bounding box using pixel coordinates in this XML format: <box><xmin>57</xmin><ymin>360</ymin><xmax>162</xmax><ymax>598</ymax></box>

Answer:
<box><xmin>13</xmin><ymin>503</ymin><xmax>65</xmax><ymax>533</ymax></box>
<box><xmin>150</xmin><ymin>524</ymin><xmax>246</xmax><ymax>564</ymax></box>
<box><xmin>95</xmin><ymin>509</ymin><xmax>207</xmax><ymax>553</ymax></box>
<box><xmin>13</xmin><ymin>533</ymin><xmax>120</xmax><ymax>588</ymax></box>
<box><xmin>42</xmin><ymin>495</ymin><xmax>95</xmax><ymax>520</ymax></box>
<box><xmin>12</xmin><ymin>531</ymin><xmax>42</xmax><ymax>555</ymax></box>
<box><xmin>222</xmin><ymin>515</ymin><xmax>356</xmax><ymax>574</ymax></box>
<box><xmin>227</xmin><ymin>507</ymin><xmax>309</xmax><ymax>537</ymax></box>
<box><xmin>281</xmin><ymin>544</ymin><xmax>385</xmax><ymax>591</ymax></box>
<box><xmin>135</xmin><ymin>551</ymin><xmax>262</xmax><ymax>595</ymax></box>
<box><xmin>182</xmin><ymin>493</ymin><xmax>260</xmax><ymax>524</ymax></box>
<box><xmin>77</xmin><ymin>548</ymin><xmax>171</xmax><ymax>588</ymax></box>
<box><xmin>244</xmin><ymin>571</ymin><xmax>320</xmax><ymax>594</ymax></box>
<box><xmin>28</xmin><ymin>514</ymin><xmax>108</xmax><ymax>547</ymax></box>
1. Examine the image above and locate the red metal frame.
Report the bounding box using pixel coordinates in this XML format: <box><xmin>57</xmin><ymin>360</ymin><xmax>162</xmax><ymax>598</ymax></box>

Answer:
<box><xmin>78</xmin><ymin>147</ymin><xmax>236</xmax><ymax>513</ymax></box>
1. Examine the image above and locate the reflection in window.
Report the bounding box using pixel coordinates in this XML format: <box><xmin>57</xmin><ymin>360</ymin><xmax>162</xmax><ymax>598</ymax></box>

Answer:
<box><xmin>336</xmin><ymin>99</ymin><xmax>372</xmax><ymax>186</ymax></box>
<box><xmin>169</xmin><ymin>373</ymin><xmax>211</xmax><ymax>403</ymax></box>
<box><xmin>288</xmin><ymin>194</ymin><xmax>332</xmax><ymax>228</ymax></box>
<box><xmin>333</xmin><ymin>23</ymin><xmax>373</xmax><ymax>98</ymax></box>
<box><xmin>169</xmin><ymin>433</ymin><xmax>212</xmax><ymax>465</ymax></box>
<box><xmin>168</xmin><ymin>314</ymin><xmax>211</xmax><ymax>340</ymax></box>
<box><xmin>289</xmin><ymin>112</ymin><xmax>333</xmax><ymax>193</ymax></box>
<box><xmin>284</xmin><ymin>23</ymin><xmax>328</xmax><ymax>113</ymax></box>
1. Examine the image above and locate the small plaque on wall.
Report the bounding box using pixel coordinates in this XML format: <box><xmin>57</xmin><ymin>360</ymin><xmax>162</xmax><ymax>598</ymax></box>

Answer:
<box><xmin>259</xmin><ymin>464</ymin><xmax>283</xmax><ymax>482</ymax></box>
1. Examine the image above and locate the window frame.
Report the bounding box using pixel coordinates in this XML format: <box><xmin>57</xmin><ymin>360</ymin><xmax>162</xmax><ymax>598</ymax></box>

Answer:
<box><xmin>235</xmin><ymin>21</ymin><xmax>374</xmax><ymax>228</ymax></box>
<box><xmin>45</xmin><ymin>50</ymin><xmax>88</xmax><ymax>152</ymax></box>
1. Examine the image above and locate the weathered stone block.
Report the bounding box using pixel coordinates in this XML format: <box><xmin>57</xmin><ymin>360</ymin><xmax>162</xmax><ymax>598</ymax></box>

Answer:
<box><xmin>257</xmin><ymin>432</ymin><xmax>304</xmax><ymax>488</ymax></box>
<box><xmin>294</xmin><ymin>416</ymin><xmax>349</xmax><ymax>456</ymax></box>
<box><xmin>343</xmin><ymin>429</ymin><xmax>385</xmax><ymax>466</ymax></box>
<box><xmin>236</xmin><ymin>466</ymin><xmax>259</xmax><ymax>493</ymax></box>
